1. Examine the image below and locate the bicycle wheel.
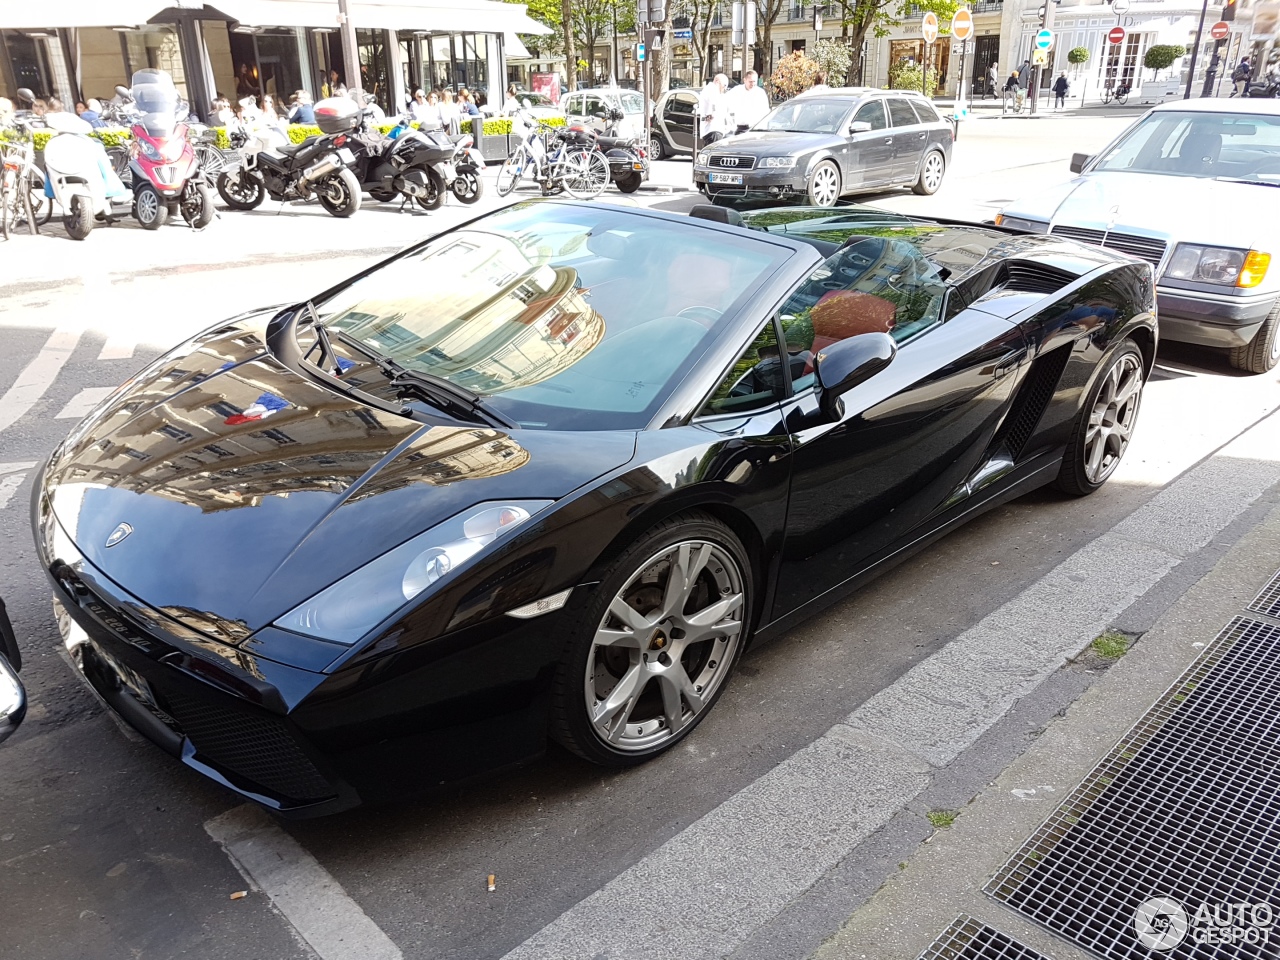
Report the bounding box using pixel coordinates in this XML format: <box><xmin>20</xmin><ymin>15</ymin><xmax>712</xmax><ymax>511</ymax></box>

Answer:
<box><xmin>1102</xmin><ymin>87</ymin><xmax>1113</xmax><ymax>105</ymax></box>
<box><xmin>496</xmin><ymin>144</ymin><xmax>529</xmax><ymax>197</ymax></box>
<box><xmin>1116</xmin><ymin>90</ymin><xmax>1128</xmax><ymax>105</ymax></box>
<box><xmin>560</xmin><ymin>149</ymin><xmax>610</xmax><ymax>200</ymax></box>
<box><xmin>1</xmin><ymin>177</ymin><xmax>11</xmax><ymax>241</ymax></box>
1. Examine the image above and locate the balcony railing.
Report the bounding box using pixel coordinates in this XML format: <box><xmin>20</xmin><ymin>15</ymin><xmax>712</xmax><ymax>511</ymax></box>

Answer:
<box><xmin>972</xmin><ymin>0</ymin><xmax>1003</xmax><ymax>12</ymax></box>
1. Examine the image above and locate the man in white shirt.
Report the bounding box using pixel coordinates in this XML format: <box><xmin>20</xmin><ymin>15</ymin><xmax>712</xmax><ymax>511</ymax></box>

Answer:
<box><xmin>799</xmin><ymin>72</ymin><xmax>832</xmax><ymax>97</ymax></box>
<box><xmin>726</xmin><ymin>70</ymin><xmax>770</xmax><ymax>132</ymax></box>
<box><xmin>698</xmin><ymin>73</ymin><xmax>733</xmax><ymax>144</ymax></box>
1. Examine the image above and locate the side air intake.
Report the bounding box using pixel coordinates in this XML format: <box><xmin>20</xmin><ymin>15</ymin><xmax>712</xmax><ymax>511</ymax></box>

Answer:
<box><xmin>998</xmin><ymin>260</ymin><xmax>1078</xmax><ymax>295</ymax></box>
<box><xmin>994</xmin><ymin>343</ymin><xmax>1073</xmax><ymax>461</ymax></box>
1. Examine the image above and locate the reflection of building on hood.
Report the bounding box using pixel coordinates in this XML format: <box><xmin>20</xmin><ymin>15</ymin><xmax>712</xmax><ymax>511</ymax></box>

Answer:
<box><xmin>332</xmin><ymin>233</ymin><xmax>606</xmax><ymax>394</ymax></box>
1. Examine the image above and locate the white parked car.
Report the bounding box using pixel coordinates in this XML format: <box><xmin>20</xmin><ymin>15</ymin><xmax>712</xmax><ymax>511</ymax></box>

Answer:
<box><xmin>998</xmin><ymin>98</ymin><xmax>1280</xmax><ymax>373</ymax></box>
<box><xmin>561</xmin><ymin>88</ymin><xmax>648</xmax><ymax>140</ymax></box>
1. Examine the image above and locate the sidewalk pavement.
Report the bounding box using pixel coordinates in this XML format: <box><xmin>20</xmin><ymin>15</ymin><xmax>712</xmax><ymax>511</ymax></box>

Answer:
<box><xmin>812</xmin><ymin>411</ymin><xmax>1280</xmax><ymax>960</ymax></box>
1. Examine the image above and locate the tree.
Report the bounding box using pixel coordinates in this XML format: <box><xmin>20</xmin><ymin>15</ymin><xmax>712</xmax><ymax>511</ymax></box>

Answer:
<box><xmin>887</xmin><ymin>61</ymin><xmax>938</xmax><ymax>93</ymax></box>
<box><xmin>673</xmin><ymin>0</ymin><xmax>716</xmax><ymax>83</ymax></box>
<box><xmin>828</xmin><ymin>0</ymin><xmax>958</xmax><ymax>85</ymax></box>
<box><xmin>1067</xmin><ymin>46</ymin><xmax>1090</xmax><ymax>66</ymax></box>
<box><xmin>812</xmin><ymin>38</ymin><xmax>853</xmax><ymax>85</ymax></box>
<box><xmin>561</xmin><ymin>0</ymin><xmax>579</xmax><ymax>90</ymax></box>
<box><xmin>754</xmin><ymin>0</ymin><xmax>787</xmax><ymax>81</ymax></box>
<box><xmin>1143</xmin><ymin>44</ymin><xmax>1186</xmax><ymax>79</ymax></box>
<box><xmin>768</xmin><ymin>51</ymin><xmax>821</xmax><ymax>98</ymax></box>
<box><xmin>573</xmin><ymin>0</ymin><xmax>617</xmax><ymax>82</ymax></box>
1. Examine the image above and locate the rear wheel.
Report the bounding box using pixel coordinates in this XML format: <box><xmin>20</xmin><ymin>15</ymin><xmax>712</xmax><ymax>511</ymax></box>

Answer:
<box><xmin>549</xmin><ymin>512</ymin><xmax>751</xmax><ymax>765</ymax></box>
<box><xmin>414</xmin><ymin>169</ymin><xmax>446</xmax><ymax>211</ymax></box>
<box><xmin>217</xmin><ymin>170</ymin><xmax>265</xmax><ymax>210</ymax></box>
<box><xmin>614</xmin><ymin>171</ymin><xmax>642</xmax><ymax>193</ymax></box>
<box><xmin>912</xmin><ymin>151</ymin><xmax>945</xmax><ymax>196</ymax></box>
<box><xmin>451</xmin><ymin>171</ymin><xmax>483</xmax><ymax>203</ymax></box>
<box><xmin>1228</xmin><ymin>300</ymin><xmax>1280</xmax><ymax>374</ymax></box>
<box><xmin>496</xmin><ymin>144</ymin><xmax>530</xmax><ymax>197</ymax></box>
<box><xmin>22</xmin><ymin>173</ymin><xmax>49</xmax><ymax>230</ymax></box>
<box><xmin>135</xmin><ymin>184</ymin><xmax>167</xmax><ymax>229</ymax></box>
<box><xmin>561</xmin><ymin>149</ymin><xmax>609</xmax><ymax>200</ymax></box>
<box><xmin>317</xmin><ymin>168</ymin><xmax>361</xmax><ymax>217</ymax></box>
<box><xmin>64</xmin><ymin>194</ymin><xmax>93</xmax><ymax>240</ymax></box>
<box><xmin>1055</xmin><ymin>341</ymin><xmax>1145</xmax><ymax>496</ymax></box>
<box><xmin>1</xmin><ymin>173</ymin><xmax>11</xmax><ymax>241</ymax></box>
<box><xmin>806</xmin><ymin>160</ymin><xmax>841</xmax><ymax>207</ymax></box>
<box><xmin>649</xmin><ymin>134</ymin><xmax>666</xmax><ymax>160</ymax></box>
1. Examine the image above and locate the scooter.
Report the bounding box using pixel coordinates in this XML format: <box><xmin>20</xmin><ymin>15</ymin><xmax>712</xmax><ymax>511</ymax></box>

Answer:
<box><xmin>41</xmin><ymin>112</ymin><xmax>131</xmax><ymax>240</ymax></box>
<box><xmin>594</xmin><ymin>108</ymin><xmax>647</xmax><ymax>194</ymax></box>
<box><xmin>448</xmin><ymin>132</ymin><xmax>486</xmax><ymax>204</ymax></box>
<box><xmin>123</xmin><ymin>69</ymin><xmax>215</xmax><ymax>230</ymax></box>
<box><xmin>346</xmin><ymin>111</ymin><xmax>435</xmax><ymax>207</ymax></box>
<box><xmin>216</xmin><ymin>97</ymin><xmax>362</xmax><ymax>217</ymax></box>
<box><xmin>389</xmin><ymin>122</ymin><xmax>461</xmax><ymax>211</ymax></box>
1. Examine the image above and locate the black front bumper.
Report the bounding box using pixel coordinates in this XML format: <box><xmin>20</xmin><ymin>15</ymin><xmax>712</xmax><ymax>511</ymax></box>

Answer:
<box><xmin>694</xmin><ymin>166</ymin><xmax>806</xmax><ymax>200</ymax></box>
<box><xmin>1156</xmin><ymin>288</ymin><xmax>1276</xmax><ymax>349</ymax></box>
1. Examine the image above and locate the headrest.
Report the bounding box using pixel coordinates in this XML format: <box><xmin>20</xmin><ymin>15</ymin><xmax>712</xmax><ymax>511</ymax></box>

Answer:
<box><xmin>689</xmin><ymin>204</ymin><xmax>744</xmax><ymax>227</ymax></box>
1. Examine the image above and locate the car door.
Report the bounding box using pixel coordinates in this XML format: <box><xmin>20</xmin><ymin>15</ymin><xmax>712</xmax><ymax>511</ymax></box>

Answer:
<box><xmin>770</xmin><ymin>238</ymin><xmax>1028</xmax><ymax>617</ymax></box>
<box><xmin>843</xmin><ymin>99</ymin><xmax>894</xmax><ymax>188</ymax></box>
<box><xmin>664</xmin><ymin>92</ymin><xmax>699</xmax><ymax>152</ymax></box>
<box><xmin>885</xmin><ymin>96</ymin><xmax>925</xmax><ymax>182</ymax></box>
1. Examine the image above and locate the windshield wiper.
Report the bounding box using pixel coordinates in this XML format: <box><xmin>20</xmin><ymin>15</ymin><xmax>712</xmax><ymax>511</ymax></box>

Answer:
<box><xmin>1214</xmin><ymin>176</ymin><xmax>1280</xmax><ymax>188</ymax></box>
<box><xmin>334</xmin><ymin>331</ymin><xmax>517</xmax><ymax>430</ymax></box>
<box><xmin>296</xmin><ymin>301</ymin><xmax>344</xmax><ymax>376</ymax></box>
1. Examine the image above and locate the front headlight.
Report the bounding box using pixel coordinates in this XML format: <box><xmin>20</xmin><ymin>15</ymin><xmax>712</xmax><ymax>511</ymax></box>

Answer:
<box><xmin>138</xmin><ymin>139</ymin><xmax>162</xmax><ymax>162</ymax></box>
<box><xmin>274</xmin><ymin>499</ymin><xmax>552</xmax><ymax>644</ymax></box>
<box><xmin>994</xmin><ymin>214</ymin><xmax>1049</xmax><ymax>234</ymax></box>
<box><xmin>759</xmin><ymin>156</ymin><xmax>797</xmax><ymax>169</ymax></box>
<box><xmin>697</xmin><ymin>151</ymin><xmax>710</xmax><ymax>166</ymax></box>
<box><xmin>1165</xmin><ymin>244</ymin><xmax>1270</xmax><ymax>288</ymax></box>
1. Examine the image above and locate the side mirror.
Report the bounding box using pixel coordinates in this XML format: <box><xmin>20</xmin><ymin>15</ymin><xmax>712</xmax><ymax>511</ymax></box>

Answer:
<box><xmin>1070</xmin><ymin>152</ymin><xmax>1092</xmax><ymax>173</ymax></box>
<box><xmin>815</xmin><ymin>332</ymin><xmax>896</xmax><ymax>418</ymax></box>
<box><xmin>849</xmin><ymin>120</ymin><xmax>872</xmax><ymax>134</ymax></box>
<box><xmin>16</xmin><ymin>87</ymin><xmax>35</xmax><ymax>105</ymax></box>
<box><xmin>591</xmin><ymin>111</ymin><xmax>607</xmax><ymax>119</ymax></box>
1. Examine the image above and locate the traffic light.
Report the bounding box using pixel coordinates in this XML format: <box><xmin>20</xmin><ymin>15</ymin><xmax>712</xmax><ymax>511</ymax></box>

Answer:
<box><xmin>1223</xmin><ymin>0</ymin><xmax>1237</xmax><ymax>21</ymax></box>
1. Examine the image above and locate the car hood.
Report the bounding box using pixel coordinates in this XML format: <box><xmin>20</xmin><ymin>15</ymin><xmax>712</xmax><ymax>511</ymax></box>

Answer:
<box><xmin>42</xmin><ymin>319</ymin><xmax>637</xmax><ymax>635</ymax></box>
<box><xmin>1005</xmin><ymin>171</ymin><xmax>1280</xmax><ymax>249</ymax></box>
<box><xmin>710</xmin><ymin>130</ymin><xmax>842</xmax><ymax>155</ymax></box>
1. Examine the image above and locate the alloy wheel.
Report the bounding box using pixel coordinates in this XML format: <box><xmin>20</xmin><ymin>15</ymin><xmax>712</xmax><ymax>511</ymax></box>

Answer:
<box><xmin>584</xmin><ymin>540</ymin><xmax>745</xmax><ymax>751</ymax></box>
<box><xmin>137</xmin><ymin>188</ymin><xmax>160</xmax><ymax>224</ymax></box>
<box><xmin>1083</xmin><ymin>352</ymin><xmax>1143</xmax><ymax>484</ymax></box>
<box><xmin>809</xmin><ymin>163</ymin><xmax>839</xmax><ymax>206</ymax></box>
<box><xmin>923</xmin><ymin>153</ymin><xmax>944</xmax><ymax>192</ymax></box>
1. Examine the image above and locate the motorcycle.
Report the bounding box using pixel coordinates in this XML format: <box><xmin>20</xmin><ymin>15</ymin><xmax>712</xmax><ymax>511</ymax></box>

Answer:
<box><xmin>578</xmin><ymin>107</ymin><xmax>648</xmax><ymax>193</ymax></box>
<box><xmin>1246</xmin><ymin>76</ymin><xmax>1280</xmax><ymax>98</ymax></box>
<box><xmin>345</xmin><ymin>111</ymin><xmax>436</xmax><ymax>207</ymax></box>
<box><xmin>215</xmin><ymin>97</ymin><xmax>362</xmax><ymax>218</ymax></box>
<box><xmin>122</xmin><ymin>69</ymin><xmax>215</xmax><ymax>230</ymax></box>
<box><xmin>41</xmin><ymin>111</ymin><xmax>131</xmax><ymax>240</ymax></box>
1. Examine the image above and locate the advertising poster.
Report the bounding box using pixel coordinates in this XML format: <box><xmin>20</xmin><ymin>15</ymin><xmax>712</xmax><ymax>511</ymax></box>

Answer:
<box><xmin>531</xmin><ymin>72</ymin><xmax>561</xmax><ymax>104</ymax></box>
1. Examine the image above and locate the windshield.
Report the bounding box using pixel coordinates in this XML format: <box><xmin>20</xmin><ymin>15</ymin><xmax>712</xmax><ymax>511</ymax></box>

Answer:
<box><xmin>1093</xmin><ymin>109</ymin><xmax>1280</xmax><ymax>180</ymax></box>
<box><xmin>318</xmin><ymin>202</ymin><xmax>787</xmax><ymax>430</ymax></box>
<box><xmin>620</xmin><ymin>92</ymin><xmax>644</xmax><ymax>115</ymax></box>
<box><xmin>756</xmin><ymin>99</ymin><xmax>850</xmax><ymax>134</ymax></box>
<box><xmin>131</xmin><ymin>68</ymin><xmax>180</xmax><ymax>136</ymax></box>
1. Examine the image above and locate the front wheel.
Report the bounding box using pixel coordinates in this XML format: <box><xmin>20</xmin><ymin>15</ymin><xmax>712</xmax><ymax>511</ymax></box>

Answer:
<box><xmin>317</xmin><ymin>167</ymin><xmax>361</xmax><ymax>217</ymax></box>
<box><xmin>182</xmin><ymin>181</ymin><xmax>216</xmax><ymax>229</ymax></box>
<box><xmin>560</xmin><ymin>149</ymin><xmax>610</xmax><ymax>200</ymax></box>
<box><xmin>217</xmin><ymin>170</ymin><xmax>265</xmax><ymax>210</ymax></box>
<box><xmin>649</xmin><ymin>134</ymin><xmax>666</xmax><ymax>161</ymax></box>
<box><xmin>135</xmin><ymin>184</ymin><xmax>168</xmax><ymax>229</ymax></box>
<box><xmin>451</xmin><ymin>170</ymin><xmax>484</xmax><ymax>203</ymax></box>
<box><xmin>64</xmin><ymin>194</ymin><xmax>93</xmax><ymax>241</ymax></box>
<box><xmin>549</xmin><ymin>512</ymin><xmax>752</xmax><ymax>765</ymax></box>
<box><xmin>806</xmin><ymin>160</ymin><xmax>841</xmax><ymax>207</ymax></box>
<box><xmin>912</xmin><ymin>151</ymin><xmax>945</xmax><ymax>196</ymax></box>
<box><xmin>1055</xmin><ymin>341</ymin><xmax>1145</xmax><ymax>496</ymax></box>
<box><xmin>1228</xmin><ymin>300</ymin><xmax>1280</xmax><ymax>374</ymax></box>
<box><xmin>496</xmin><ymin>144</ymin><xmax>530</xmax><ymax>197</ymax></box>
<box><xmin>614</xmin><ymin>171</ymin><xmax>643</xmax><ymax>194</ymax></box>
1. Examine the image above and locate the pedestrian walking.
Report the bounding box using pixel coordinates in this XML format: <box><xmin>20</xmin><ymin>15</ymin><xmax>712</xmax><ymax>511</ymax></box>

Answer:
<box><xmin>1002</xmin><ymin>70</ymin><xmax>1024</xmax><ymax>114</ymax></box>
<box><xmin>1053</xmin><ymin>72</ymin><xmax>1069</xmax><ymax>110</ymax></box>
<box><xmin>726</xmin><ymin>69</ymin><xmax>770</xmax><ymax>132</ymax></box>
<box><xmin>1231</xmin><ymin>58</ymin><xmax>1251</xmax><ymax>97</ymax></box>
<box><xmin>986</xmin><ymin>62</ymin><xmax>999</xmax><ymax>99</ymax></box>
<box><xmin>1017</xmin><ymin>59</ymin><xmax>1032</xmax><ymax>91</ymax></box>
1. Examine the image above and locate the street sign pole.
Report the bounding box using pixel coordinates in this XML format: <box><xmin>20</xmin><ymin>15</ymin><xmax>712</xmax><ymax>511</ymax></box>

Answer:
<box><xmin>921</xmin><ymin>12</ymin><xmax>939</xmax><ymax>99</ymax></box>
<box><xmin>1185</xmin><ymin>0</ymin><xmax>1211</xmax><ymax>99</ymax></box>
<box><xmin>1029</xmin><ymin>3</ymin><xmax>1056</xmax><ymax>116</ymax></box>
<box><xmin>1201</xmin><ymin>13</ymin><xmax>1232</xmax><ymax>96</ymax></box>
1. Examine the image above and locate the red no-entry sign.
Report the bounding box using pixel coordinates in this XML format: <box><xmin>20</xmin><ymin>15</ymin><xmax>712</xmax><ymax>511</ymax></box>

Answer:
<box><xmin>1210</xmin><ymin>20</ymin><xmax>1230</xmax><ymax>40</ymax></box>
<box><xmin>1108</xmin><ymin>26</ymin><xmax>1126</xmax><ymax>45</ymax></box>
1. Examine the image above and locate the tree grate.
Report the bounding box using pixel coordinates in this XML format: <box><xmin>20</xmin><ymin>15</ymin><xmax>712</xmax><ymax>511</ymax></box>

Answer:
<box><xmin>918</xmin><ymin>915</ymin><xmax>1055</xmax><ymax>960</ymax></box>
<box><xmin>1247</xmin><ymin>570</ymin><xmax>1280</xmax><ymax>620</ymax></box>
<box><xmin>986</xmin><ymin>615</ymin><xmax>1280</xmax><ymax>959</ymax></box>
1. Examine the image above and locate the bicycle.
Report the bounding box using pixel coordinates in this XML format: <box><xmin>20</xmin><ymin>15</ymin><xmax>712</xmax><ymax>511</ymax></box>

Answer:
<box><xmin>1101</xmin><ymin>80</ymin><xmax>1130</xmax><ymax>105</ymax></box>
<box><xmin>495</xmin><ymin>113</ymin><xmax>610</xmax><ymax>200</ymax></box>
<box><xmin>0</xmin><ymin>120</ymin><xmax>50</xmax><ymax>239</ymax></box>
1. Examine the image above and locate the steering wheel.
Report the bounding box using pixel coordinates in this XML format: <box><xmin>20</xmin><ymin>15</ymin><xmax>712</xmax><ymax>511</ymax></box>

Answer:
<box><xmin>677</xmin><ymin>305</ymin><xmax>723</xmax><ymax>326</ymax></box>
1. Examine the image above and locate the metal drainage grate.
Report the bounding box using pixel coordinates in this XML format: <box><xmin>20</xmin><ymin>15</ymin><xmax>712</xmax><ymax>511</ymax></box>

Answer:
<box><xmin>1247</xmin><ymin>569</ymin><xmax>1280</xmax><ymax>620</ymax></box>
<box><xmin>919</xmin><ymin>915</ymin><xmax>1054</xmax><ymax>960</ymax></box>
<box><xmin>987</xmin><ymin>615</ymin><xmax>1280</xmax><ymax>959</ymax></box>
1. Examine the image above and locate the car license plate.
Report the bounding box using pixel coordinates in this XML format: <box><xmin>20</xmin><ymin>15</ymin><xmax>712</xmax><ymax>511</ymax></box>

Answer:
<box><xmin>337</xmin><ymin>147</ymin><xmax>355</xmax><ymax>164</ymax></box>
<box><xmin>710</xmin><ymin>172</ymin><xmax>744</xmax><ymax>185</ymax></box>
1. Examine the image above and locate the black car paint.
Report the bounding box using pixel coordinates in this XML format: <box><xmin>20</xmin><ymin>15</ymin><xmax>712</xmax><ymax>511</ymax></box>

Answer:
<box><xmin>32</xmin><ymin>203</ymin><xmax>1156</xmax><ymax>815</ymax></box>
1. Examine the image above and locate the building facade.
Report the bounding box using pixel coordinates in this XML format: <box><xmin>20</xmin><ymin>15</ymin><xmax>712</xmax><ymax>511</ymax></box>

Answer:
<box><xmin>1</xmin><ymin>0</ymin><xmax>549</xmax><ymax>121</ymax></box>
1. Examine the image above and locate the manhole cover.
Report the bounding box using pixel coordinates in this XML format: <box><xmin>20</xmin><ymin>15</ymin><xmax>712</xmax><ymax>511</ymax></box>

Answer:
<box><xmin>1248</xmin><ymin>570</ymin><xmax>1280</xmax><ymax>620</ymax></box>
<box><xmin>987</xmin><ymin>616</ymin><xmax>1280</xmax><ymax>959</ymax></box>
<box><xmin>919</xmin><ymin>915</ymin><xmax>1055</xmax><ymax>960</ymax></box>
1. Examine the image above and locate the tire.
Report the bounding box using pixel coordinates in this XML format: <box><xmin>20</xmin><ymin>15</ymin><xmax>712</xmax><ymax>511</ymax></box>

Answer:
<box><xmin>615</xmin><ymin>171</ymin><xmax>643</xmax><ymax>193</ymax></box>
<box><xmin>649</xmin><ymin>134</ymin><xmax>665</xmax><ymax>161</ymax></box>
<box><xmin>1228</xmin><ymin>300</ymin><xmax>1280</xmax><ymax>374</ymax></box>
<box><xmin>135</xmin><ymin>184</ymin><xmax>167</xmax><ymax>229</ymax></box>
<box><xmin>806</xmin><ymin>160</ymin><xmax>841</xmax><ymax>207</ymax></box>
<box><xmin>549</xmin><ymin>511</ymin><xmax>752</xmax><ymax>766</ymax></box>
<box><xmin>317</xmin><ymin>167</ymin><xmax>361</xmax><ymax>217</ymax></box>
<box><xmin>496</xmin><ymin>145</ymin><xmax>529</xmax><ymax>197</ymax></box>
<box><xmin>1</xmin><ymin>177</ymin><xmax>10</xmax><ymax>242</ymax></box>
<box><xmin>414</xmin><ymin>169</ymin><xmax>446</xmax><ymax>211</ymax></box>
<box><xmin>217</xmin><ymin>170</ymin><xmax>265</xmax><ymax>210</ymax></box>
<box><xmin>912</xmin><ymin>151</ymin><xmax>946</xmax><ymax>196</ymax></box>
<box><xmin>1055</xmin><ymin>340</ymin><xmax>1145</xmax><ymax>496</ymax></box>
<box><xmin>451</xmin><ymin>171</ymin><xmax>484</xmax><ymax>203</ymax></box>
<box><xmin>561</xmin><ymin>149</ymin><xmax>610</xmax><ymax>200</ymax></box>
<box><xmin>64</xmin><ymin>194</ymin><xmax>93</xmax><ymax>241</ymax></box>
<box><xmin>182</xmin><ymin>180</ymin><xmax>216</xmax><ymax>229</ymax></box>
<box><xmin>23</xmin><ymin>175</ymin><xmax>47</xmax><ymax>232</ymax></box>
